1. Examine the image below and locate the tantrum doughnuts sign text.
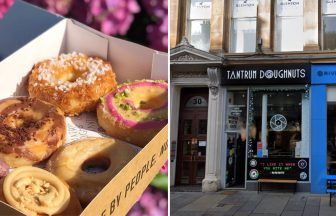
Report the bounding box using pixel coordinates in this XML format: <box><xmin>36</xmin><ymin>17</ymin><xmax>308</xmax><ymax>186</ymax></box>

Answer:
<box><xmin>222</xmin><ymin>64</ymin><xmax>311</xmax><ymax>85</ymax></box>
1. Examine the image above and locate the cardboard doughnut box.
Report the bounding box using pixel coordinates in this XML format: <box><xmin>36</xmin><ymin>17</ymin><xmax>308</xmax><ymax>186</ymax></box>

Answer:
<box><xmin>0</xmin><ymin>1</ymin><xmax>168</xmax><ymax>215</ymax></box>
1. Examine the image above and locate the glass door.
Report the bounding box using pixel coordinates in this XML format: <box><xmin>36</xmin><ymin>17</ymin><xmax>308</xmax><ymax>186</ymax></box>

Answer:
<box><xmin>327</xmin><ymin>103</ymin><xmax>336</xmax><ymax>174</ymax></box>
<box><xmin>224</xmin><ymin>90</ymin><xmax>247</xmax><ymax>188</ymax></box>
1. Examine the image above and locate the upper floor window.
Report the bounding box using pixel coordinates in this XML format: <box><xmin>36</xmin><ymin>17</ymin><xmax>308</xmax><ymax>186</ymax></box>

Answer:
<box><xmin>230</xmin><ymin>0</ymin><xmax>258</xmax><ymax>53</ymax></box>
<box><xmin>275</xmin><ymin>0</ymin><xmax>304</xmax><ymax>52</ymax></box>
<box><xmin>322</xmin><ymin>0</ymin><xmax>336</xmax><ymax>50</ymax></box>
<box><xmin>188</xmin><ymin>0</ymin><xmax>212</xmax><ymax>51</ymax></box>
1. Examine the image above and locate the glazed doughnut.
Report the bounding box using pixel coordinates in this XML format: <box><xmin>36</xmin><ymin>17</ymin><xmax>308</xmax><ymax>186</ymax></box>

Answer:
<box><xmin>1</xmin><ymin>166</ymin><xmax>82</xmax><ymax>216</ymax></box>
<box><xmin>97</xmin><ymin>80</ymin><xmax>168</xmax><ymax>147</ymax></box>
<box><xmin>28</xmin><ymin>52</ymin><xmax>117</xmax><ymax>116</ymax></box>
<box><xmin>0</xmin><ymin>97</ymin><xmax>66</xmax><ymax>168</ymax></box>
<box><xmin>46</xmin><ymin>137</ymin><xmax>137</xmax><ymax>206</ymax></box>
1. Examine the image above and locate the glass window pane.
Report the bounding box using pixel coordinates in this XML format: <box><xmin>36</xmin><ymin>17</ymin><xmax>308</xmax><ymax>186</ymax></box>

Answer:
<box><xmin>189</xmin><ymin>0</ymin><xmax>212</xmax><ymax>20</ymax></box>
<box><xmin>189</xmin><ymin>20</ymin><xmax>211</xmax><ymax>51</ymax></box>
<box><xmin>230</xmin><ymin>18</ymin><xmax>257</xmax><ymax>53</ymax></box>
<box><xmin>248</xmin><ymin>90</ymin><xmax>305</xmax><ymax>159</ymax></box>
<box><xmin>183</xmin><ymin>120</ymin><xmax>192</xmax><ymax>135</ymax></box>
<box><xmin>198</xmin><ymin>119</ymin><xmax>207</xmax><ymax>134</ymax></box>
<box><xmin>323</xmin><ymin>0</ymin><xmax>336</xmax><ymax>15</ymax></box>
<box><xmin>327</xmin><ymin>103</ymin><xmax>336</xmax><ymax>174</ymax></box>
<box><xmin>267</xmin><ymin>92</ymin><xmax>301</xmax><ymax>158</ymax></box>
<box><xmin>323</xmin><ymin>16</ymin><xmax>336</xmax><ymax>50</ymax></box>
<box><xmin>232</xmin><ymin>0</ymin><xmax>258</xmax><ymax>18</ymax></box>
<box><xmin>276</xmin><ymin>17</ymin><xmax>303</xmax><ymax>51</ymax></box>
<box><xmin>276</xmin><ymin>0</ymin><xmax>303</xmax><ymax>17</ymax></box>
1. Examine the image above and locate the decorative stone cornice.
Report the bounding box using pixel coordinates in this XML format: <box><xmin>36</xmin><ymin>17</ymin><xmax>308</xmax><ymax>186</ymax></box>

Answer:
<box><xmin>172</xmin><ymin>71</ymin><xmax>208</xmax><ymax>78</ymax></box>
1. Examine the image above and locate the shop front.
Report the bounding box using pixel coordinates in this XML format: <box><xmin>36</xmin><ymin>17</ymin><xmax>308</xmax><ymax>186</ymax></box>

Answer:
<box><xmin>221</xmin><ymin>63</ymin><xmax>311</xmax><ymax>191</ymax></box>
<box><xmin>311</xmin><ymin>64</ymin><xmax>336</xmax><ymax>193</ymax></box>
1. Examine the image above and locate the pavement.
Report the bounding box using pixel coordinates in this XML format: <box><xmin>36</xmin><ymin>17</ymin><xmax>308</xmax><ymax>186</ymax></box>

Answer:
<box><xmin>171</xmin><ymin>190</ymin><xmax>336</xmax><ymax>216</ymax></box>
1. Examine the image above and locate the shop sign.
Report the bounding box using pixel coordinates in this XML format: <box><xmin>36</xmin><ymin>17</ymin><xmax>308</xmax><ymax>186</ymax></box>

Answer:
<box><xmin>222</xmin><ymin>64</ymin><xmax>311</xmax><ymax>85</ymax></box>
<box><xmin>227</xmin><ymin>105</ymin><xmax>245</xmax><ymax>130</ymax></box>
<box><xmin>247</xmin><ymin>158</ymin><xmax>309</xmax><ymax>181</ymax></box>
<box><xmin>232</xmin><ymin>0</ymin><xmax>258</xmax><ymax>18</ymax></box>
<box><xmin>323</xmin><ymin>0</ymin><xmax>336</xmax><ymax>15</ymax></box>
<box><xmin>311</xmin><ymin>64</ymin><xmax>336</xmax><ymax>84</ymax></box>
<box><xmin>276</xmin><ymin>0</ymin><xmax>303</xmax><ymax>17</ymax></box>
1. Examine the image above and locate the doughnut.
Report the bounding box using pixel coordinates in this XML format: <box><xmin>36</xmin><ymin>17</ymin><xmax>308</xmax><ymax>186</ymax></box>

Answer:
<box><xmin>0</xmin><ymin>97</ymin><xmax>66</xmax><ymax>168</ymax></box>
<box><xmin>28</xmin><ymin>52</ymin><xmax>117</xmax><ymax>116</ymax></box>
<box><xmin>1</xmin><ymin>166</ymin><xmax>82</xmax><ymax>216</ymax></box>
<box><xmin>46</xmin><ymin>137</ymin><xmax>137</xmax><ymax>206</ymax></box>
<box><xmin>97</xmin><ymin>80</ymin><xmax>168</xmax><ymax>147</ymax></box>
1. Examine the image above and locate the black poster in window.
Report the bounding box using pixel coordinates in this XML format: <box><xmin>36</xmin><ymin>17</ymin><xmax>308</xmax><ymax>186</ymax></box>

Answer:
<box><xmin>222</xmin><ymin>64</ymin><xmax>311</xmax><ymax>85</ymax></box>
<box><xmin>247</xmin><ymin>158</ymin><xmax>309</xmax><ymax>181</ymax></box>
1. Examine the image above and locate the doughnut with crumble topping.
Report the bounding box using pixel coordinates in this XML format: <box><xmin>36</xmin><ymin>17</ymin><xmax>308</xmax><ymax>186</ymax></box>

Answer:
<box><xmin>28</xmin><ymin>52</ymin><xmax>117</xmax><ymax>116</ymax></box>
<box><xmin>97</xmin><ymin>80</ymin><xmax>168</xmax><ymax>147</ymax></box>
<box><xmin>0</xmin><ymin>97</ymin><xmax>66</xmax><ymax>168</ymax></box>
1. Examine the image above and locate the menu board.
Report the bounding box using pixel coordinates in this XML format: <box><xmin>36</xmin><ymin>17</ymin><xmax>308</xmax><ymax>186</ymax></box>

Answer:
<box><xmin>247</xmin><ymin>158</ymin><xmax>309</xmax><ymax>181</ymax></box>
<box><xmin>227</xmin><ymin>105</ymin><xmax>245</xmax><ymax>130</ymax></box>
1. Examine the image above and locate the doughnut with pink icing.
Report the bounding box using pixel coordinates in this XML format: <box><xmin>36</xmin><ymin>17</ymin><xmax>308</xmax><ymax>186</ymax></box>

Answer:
<box><xmin>97</xmin><ymin>80</ymin><xmax>168</xmax><ymax>147</ymax></box>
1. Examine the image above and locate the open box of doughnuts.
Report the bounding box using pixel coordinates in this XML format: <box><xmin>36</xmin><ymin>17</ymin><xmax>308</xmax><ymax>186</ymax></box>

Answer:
<box><xmin>0</xmin><ymin>2</ymin><xmax>168</xmax><ymax>216</ymax></box>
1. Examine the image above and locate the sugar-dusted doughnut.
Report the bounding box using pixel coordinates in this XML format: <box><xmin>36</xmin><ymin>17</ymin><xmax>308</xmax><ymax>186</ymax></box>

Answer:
<box><xmin>97</xmin><ymin>80</ymin><xmax>168</xmax><ymax>147</ymax></box>
<box><xmin>46</xmin><ymin>137</ymin><xmax>137</xmax><ymax>206</ymax></box>
<box><xmin>0</xmin><ymin>97</ymin><xmax>66</xmax><ymax>168</ymax></box>
<box><xmin>1</xmin><ymin>166</ymin><xmax>82</xmax><ymax>216</ymax></box>
<box><xmin>28</xmin><ymin>52</ymin><xmax>117</xmax><ymax>116</ymax></box>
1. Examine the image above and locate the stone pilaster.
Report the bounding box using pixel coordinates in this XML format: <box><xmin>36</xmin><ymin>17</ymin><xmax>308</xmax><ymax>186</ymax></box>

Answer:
<box><xmin>202</xmin><ymin>67</ymin><xmax>223</xmax><ymax>192</ymax></box>
<box><xmin>257</xmin><ymin>0</ymin><xmax>271</xmax><ymax>51</ymax></box>
<box><xmin>303</xmin><ymin>0</ymin><xmax>319</xmax><ymax>51</ymax></box>
<box><xmin>210</xmin><ymin>0</ymin><xmax>225</xmax><ymax>53</ymax></box>
<box><xmin>170</xmin><ymin>0</ymin><xmax>180</xmax><ymax>48</ymax></box>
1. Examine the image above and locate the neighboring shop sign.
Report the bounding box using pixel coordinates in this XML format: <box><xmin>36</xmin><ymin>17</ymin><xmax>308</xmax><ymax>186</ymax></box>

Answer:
<box><xmin>276</xmin><ymin>0</ymin><xmax>303</xmax><ymax>16</ymax></box>
<box><xmin>222</xmin><ymin>64</ymin><xmax>311</xmax><ymax>85</ymax></box>
<box><xmin>247</xmin><ymin>158</ymin><xmax>309</xmax><ymax>181</ymax></box>
<box><xmin>311</xmin><ymin>64</ymin><xmax>336</xmax><ymax>84</ymax></box>
<box><xmin>232</xmin><ymin>0</ymin><xmax>257</xmax><ymax>18</ymax></box>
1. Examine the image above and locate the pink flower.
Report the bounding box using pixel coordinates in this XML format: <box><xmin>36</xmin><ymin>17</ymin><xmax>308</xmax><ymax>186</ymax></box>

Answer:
<box><xmin>87</xmin><ymin>0</ymin><xmax>140</xmax><ymax>36</ymax></box>
<box><xmin>0</xmin><ymin>0</ymin><xmax>14</xmax><ymax>19</ymax></box>
<box><xmin>141</xmin><ymin>0</ymin><xmax>168</xmax><ymax>52</ymax></box>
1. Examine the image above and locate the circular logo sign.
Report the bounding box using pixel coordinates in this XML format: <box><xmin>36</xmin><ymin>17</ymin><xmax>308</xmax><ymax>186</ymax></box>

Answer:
<box><xmin>298</xmin><ymin>159</ymin><xmax>307</xmax><ymax>169</ymax></box>
<box><xmin>249</xmin><ymin>169</ymin><xmax>259</xmax><ymax>180</ymax></box>
<box><xmin>249</xmin><ymin>159</ymin><xmax>257</xmax><ymax>167</ymax></box>
<box><xmin>270</xmin><ymin>114</ymin><xmax>287</xmax><ymax>131</ymax></box>
<box><xmin>228</xmin><ymin>157</ymin><xmax>233</xmax><ymax>165</ymax></box>
<box><xmin>317</xmin><ymin>70</ymin><xmax>323</xmax><ymax>77</ymax></box>
<box><xmin>265</xmin><ymin>70</ymin><xmax>273</xmax><ymax>79</ymax></box>
<box><xmin>300</xmin><ymin>172</ymin><xmax>308</xmax><ymax>180</ymax></box>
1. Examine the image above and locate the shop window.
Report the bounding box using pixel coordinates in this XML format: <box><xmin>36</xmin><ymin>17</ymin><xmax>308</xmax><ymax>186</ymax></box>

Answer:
<box><xmin>247</xmin><ymin>90</ymin><xmax>309</xmax><ymax>159</ymax></box>
<box><xmin>322</xmin><ymin>0</ymin><xmax>336</xmax><ymax>50</ymax></box>
<box><xmin>187</xmin><ymin>0</ymin><xmax>212</xmax><ymax>51</ymax></box>
<box><xmin>327</xmin><ymin>103</ymin><xmax>336</xmax><ymax>174</ymax></box>
<box><xmin>275</xmin><ymin>0</ymin><xmax>304</xmax><ymax>52</ymax></box>
<box><xmin>230</xmin><ymin>0</ymin><xmax>257</xmax><ymax>53</ymax></box>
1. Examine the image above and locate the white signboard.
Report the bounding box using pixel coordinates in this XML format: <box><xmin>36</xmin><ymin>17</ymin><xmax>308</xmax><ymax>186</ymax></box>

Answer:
<box><xmin>232</xmin><ymin>0</ymin><xmax>258</xmax><ymax>18</ymax></box>
<box><xmin>190</xmin><ymin>0</ymin><xmax>212</xmax><ymax>20</ymax></box>
<box><xmin>323</xmin><ymin>0</ymin><xmax>336</xmax><ymax>15</ymax></box>
<box><xmin>276</xmin><ymin>0</ymin><xmax>303</xmax><ymax>17</ymax></box>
